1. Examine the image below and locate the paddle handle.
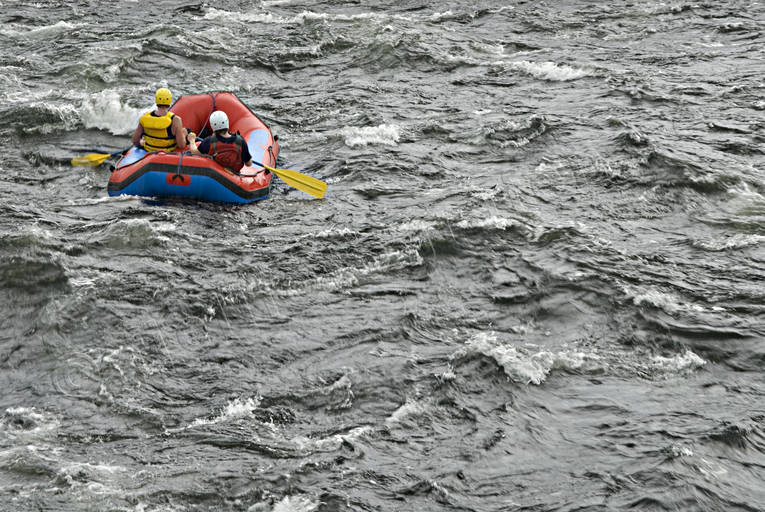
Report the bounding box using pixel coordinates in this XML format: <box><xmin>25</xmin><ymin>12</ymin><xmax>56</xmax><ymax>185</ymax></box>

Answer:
<box><xmin>252</xmin><ymin>160</ymin><xmax>272</xmax><ymax>171</ymax></box>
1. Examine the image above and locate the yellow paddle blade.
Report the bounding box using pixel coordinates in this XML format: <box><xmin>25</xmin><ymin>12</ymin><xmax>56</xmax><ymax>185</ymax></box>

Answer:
<box><xmin>71</xmin><ymin>153</ymin><xmax>111</xmax><ymax>167</ymax></box>
<box><xmin>266</xmin><ymin>165</ymin><xmax>327</xmax><ymax>199</ymax></box>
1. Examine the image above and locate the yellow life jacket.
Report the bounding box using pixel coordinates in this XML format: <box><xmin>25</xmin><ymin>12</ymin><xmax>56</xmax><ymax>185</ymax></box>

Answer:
<box><xmin>139</xmin><ymin>111</ymin><xmax>176</xmax><ymax>152</ymax></box>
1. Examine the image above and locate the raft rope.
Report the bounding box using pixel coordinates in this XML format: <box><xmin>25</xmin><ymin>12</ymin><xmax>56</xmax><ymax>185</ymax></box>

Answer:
<box><xmin>198</xmin><ymin>92</ymin><xmax>216</xmax><ymax>139</ymax></box>
<box><xmin>170</xmin><ymin>151</ymin><xmax>185</xmax><ymax>183</ymax></box>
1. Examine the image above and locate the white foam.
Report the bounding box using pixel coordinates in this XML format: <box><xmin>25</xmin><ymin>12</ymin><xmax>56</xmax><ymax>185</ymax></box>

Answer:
<box><xmin>4</xmin><ymin>407</ymin><xmax>45</xmax><ymax>423</ymax></box>
<box><xmin>204</xmin><ymin>8</ymin><xmax>388</xmax><ymax>25</ymax></box>
<box><xmin>297</xmin><ymin>11</ymin><xmax>371</xmax><ymax>22</ymax></box>
<box><xmin>470</xmin><ymin>187</ymin><xmax>502</xmax><ymax>201</ymax></box>
<box><xmin>309</xmin><ymin>227</ymin><xmax>358</xmax><ymax>239</ymax></box>
<box><xmin>386</xmin><ymin>399</ymin><xmax>429</xmax><ymax>425</ymax></box>
<box><xmin>509</xmin><ymin>60</ymin><xmax>590</xmax><ymax>81</ymax></box>
<box><xmin>397</xmin><ymin>219</ymin><xmax>436</xmax><ymax>232</ymax></box>
<box><xmin>206</xmin><ymin>6</ymin><xmax>441</xmax><ymax>27</ymax></box>
<box><xmin>669</xmin><ymin>443</ymin><xmax>694</xmax><ymax>457</ymax></box>
<box><xmin>296</xmin><ymin>11</ymin><xmax>419</xmax><ymax>24</ymax></box>
<box><xmin>693</xmin><ymin>234</ymin><xmax>765</xmax><ymax>251</ymax></box>
<box><xmin>293</xmin><ymin>425</ymin><xmax>372</xmax><ymax>452</ymax></box>
<box><xmin>190</xmin><ymin>397</ymin><xmax>261</xmax><ymax>427</ymax></box>
<box><xmin>66</xmin><ymin>194</ymin><xmax>137</xmax><ymax>207</ymax></box>
<box><xmin>120</xmin><ymin>218</ymin><xmax>177</xmax><ymax>235</ymax></box>
<box><xmin>2</xmin><ymin>407</ymin><xmax>58</xmax><ymax>434</ymax></box>
<box><xmin>0</xmin><ymin>20</ymin><xmax>82</xmax><ymax>38</ymax></box>
<box><xmin>698</xmin><ymin>457</ymin><xmax>728</xmax><ymax>479</ymax></box>
<box><xmin>26</xmin><ymin>224</ymin><xmax>56</xmax><ymax>241</ymax></box>
<box><xmin>643</xmin><ymin>3</ymin><xmax>691</xmax><ymax>15</ymax></box>
<box><xmin>455</xmin><ymin>333</ymin><xmax>707</xmax><ymax>381</ymax></box>
<box><xmin>439</xmin><ymin>368</ymin><xmax>457</xmax><ymax>381</ymax></box>
<box><xmin>727</xmin><ymin>182</ymin><xmax>765</xmax><ymax>202</ymax></box>
<box><xmin>97</xmin><ymin>218</ymin><xmax>177</xmax><ymax>247</ymax></box>
<box><xmin>455</xmin><ymin>333</ymin><xmax>588</xmax><ymax>385</ymax></box>
<box><xmin>311</xmin><ymin>248</ymin><xmax>422</xmax><ymax>291</ymax></box>
<box><xmin>440</xmin><ymin>53</ymin><xmax>484</xmax><ymax>67</ymax></box>
<box><xmin>482</xmin><ymin>116</ymin><xmax>548</xmax><ymax>148</ymax></box>
<box><xmin>271</xmin><ymin>496</ymin><xmax>319</xmax><ymax>512</ymax></box>
<box><xmin>322</xmin><ymin>373</ymin><xmax>353</xmax><ymax>394</ymax></box>
<box><xmin>217</xmin><ymin>397</ymin><xmax>260</xmax><ymax>419</ymax></box>
<box><xmin>80</xmin><ymin>90</ymin><xmax>146</xmax><ymax>135</ymax></box>
<box><xmin>455</xmin><ymin>216</ymin><xmax>520</xmax><ymax>230</ymax></box>
<box><xmin>623</xmin><ymin>285</ymin><xmax>708</xmax><ymax>314</ymax></box>
<box><xmin>51</xmin><ymin>461</ymin><xmax>128</xmax><ymax>498</ymax></box>
<box><xmin>341</xmin><ymin>124</ymin><xmax>400</xmax><ymax>147</ymax></box>
<box><xmin>131</xmin><ymin>503</ymin><xmax>186</xmax><ymax>512</ymax></box>
<box><xmin>59</xmin><ymin>461</ymin><xmax>125</xmax><ymax>477</ymax></box>
<box><xmin>650</xmin><ymin>351</ymin><xmax>706</xmax><ymax>373</ymax></box>
<box><xmin>260</xmin><ymin>248</ymin><xmax>423</xmax><ymax>296</ymax></box>
<box><xmin>203</xmin><ymin>7</ymin><xmax>291</xmax><ymax>23</ymax></box>
<box><xmin>68</xmin><ymin>276</ymin><xmax>95</xmax><ymax>288</ymax></box>
<box><xmin>631</xmin><ymin>289</ymin><xmax>683</xmax><ymax>312</ymax></box>
<box><xmin>428</xmin><ymin>10</ymin><xmax>456</xmax><ymax>21</ymax></box>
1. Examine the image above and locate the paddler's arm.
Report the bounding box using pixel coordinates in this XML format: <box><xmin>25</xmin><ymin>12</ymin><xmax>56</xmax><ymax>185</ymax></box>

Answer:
<box><xmin>188</xmin><ymin>133</ymin><xmax>202</xmax><ymax>155</ymax></box>
<box><xmin>241</xmin><ymin>139</ymin><xmax>253</xmax><ymax>166</ymax></box>
<box><xmin>172</xmin><ymin>115</ymin><xmax>187</xmax><ymax>149</ymax></box>
<box><xmin>131</xmin><ymin>124</ymin><xmax>144</xmax><ymax>147</ymax></box>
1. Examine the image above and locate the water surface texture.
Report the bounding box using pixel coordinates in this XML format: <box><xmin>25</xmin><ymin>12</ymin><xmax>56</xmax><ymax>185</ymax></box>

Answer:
<box><xmin>1</xmin><ymin>1</ymin><xmax>764</xmax><ymax>511</ymax></box>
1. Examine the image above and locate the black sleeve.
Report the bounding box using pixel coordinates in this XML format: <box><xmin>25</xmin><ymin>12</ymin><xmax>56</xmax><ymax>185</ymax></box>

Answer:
<box><xmin>240</xmin><ymin>137</ymin><xmax>252</xmax><ymax>163</ymax></box>
<box><xmin>198</xmin><ymin>137</ymin><xmax>212</xmax><ymax>155</ymax></box>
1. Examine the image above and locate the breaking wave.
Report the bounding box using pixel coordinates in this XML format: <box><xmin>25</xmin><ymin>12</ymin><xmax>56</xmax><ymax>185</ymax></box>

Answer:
<box><xmin>341</xmin><ymin>124</ymin><xmax>401</xmax><ymax>147</ymax></box>
<box><xmin>508</xmin><ymin>60</ymin><xmax>591</xmax><ymax>81</ymax></box>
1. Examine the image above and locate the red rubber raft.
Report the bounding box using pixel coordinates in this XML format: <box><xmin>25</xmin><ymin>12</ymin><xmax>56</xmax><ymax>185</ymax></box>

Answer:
<box><xmin>108</xmin><ymin>92</ymin><xmax>278</xmax><ymax>204</ymax></box>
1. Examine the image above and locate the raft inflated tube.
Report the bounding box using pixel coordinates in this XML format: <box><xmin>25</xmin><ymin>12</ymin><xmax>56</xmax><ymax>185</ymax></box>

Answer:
<box><xmin>108</xmin><ymin>92</ymin><xmax>279</xmax><ymax>204</ymax></box>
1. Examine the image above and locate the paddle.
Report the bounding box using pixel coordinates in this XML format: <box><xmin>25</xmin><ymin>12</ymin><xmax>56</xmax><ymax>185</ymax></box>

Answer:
<box><xmin>253</xmin><ymin>160</ymin><xmax>327</xmax><ymax>199</ymax></box>
<box><xmin>71</xmin><ymin>148</ymin><xmax>128</xmax><ymax>167</ymax></box>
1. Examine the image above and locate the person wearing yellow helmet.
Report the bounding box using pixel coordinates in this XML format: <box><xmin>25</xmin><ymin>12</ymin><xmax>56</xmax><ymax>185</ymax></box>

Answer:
<box><xmin>131</xmin><ymin>88</ymin><xmax>188</xmax><ymax>152</ymax></box>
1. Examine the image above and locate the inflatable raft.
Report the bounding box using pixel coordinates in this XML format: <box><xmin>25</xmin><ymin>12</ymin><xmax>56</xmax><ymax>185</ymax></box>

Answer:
<box><xmin>108</xmin><ymin>92</ymin><xmax>278</xmax><ymax>204</ymax></box>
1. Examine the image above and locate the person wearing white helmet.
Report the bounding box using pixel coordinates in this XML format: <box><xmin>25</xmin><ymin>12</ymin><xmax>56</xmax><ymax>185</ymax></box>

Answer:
<box><xmin>131</xmin><ymin>88</ymin><xmax>188</xmax><ymax>152</ymax></box>
<box><xmin>188</xmin><ymin>110</ymin><xmax>252</xmax><ymax>173</ymax></box>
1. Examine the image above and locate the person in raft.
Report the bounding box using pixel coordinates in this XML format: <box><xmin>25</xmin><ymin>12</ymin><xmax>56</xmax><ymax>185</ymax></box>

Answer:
<box><xmin>131</xmin><ymin>88</ymin><xmax>188</xmax><ymax>152</ymax></box>
<box><xmin>188</xmin><ymin>110</ymin><xmax>252</xmax><ymax>173</ymax></box>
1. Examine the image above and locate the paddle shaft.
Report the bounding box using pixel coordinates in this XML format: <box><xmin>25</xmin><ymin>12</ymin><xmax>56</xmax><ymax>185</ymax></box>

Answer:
<box><xmin>252</xmin><ymin>160</ymin><xmax>327</xmax><ymax>199</ymax></box>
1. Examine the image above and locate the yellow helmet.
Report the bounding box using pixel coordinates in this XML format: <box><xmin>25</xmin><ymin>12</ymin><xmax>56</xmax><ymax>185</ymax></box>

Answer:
<box><xmin>155</xmin><ymin>87</ymin><xmax>172</xmax><ymax>107</ymax></box>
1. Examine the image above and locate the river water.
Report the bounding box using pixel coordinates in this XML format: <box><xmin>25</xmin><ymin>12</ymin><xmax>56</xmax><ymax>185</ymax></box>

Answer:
<box><xmin>1</xmin><ymin>1</ymin><xmax>764</xmax><ymax>511</ymax></box>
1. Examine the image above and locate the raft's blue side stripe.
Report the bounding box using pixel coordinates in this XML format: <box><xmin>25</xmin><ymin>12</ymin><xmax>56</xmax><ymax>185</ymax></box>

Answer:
<box><xmin>108</xmin><ymin>172</ymin><xmax>268</xmax><ymax>204</ymax></box>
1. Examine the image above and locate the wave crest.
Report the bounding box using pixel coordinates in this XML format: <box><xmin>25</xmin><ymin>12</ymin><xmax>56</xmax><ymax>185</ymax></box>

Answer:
<box><xmin>80</xmin><ymin>90</ymin><xmax>145</xmax><ymax>136</ymax></box>
<box><xmin>341</xmin><ymin>124</ymin><xmax>401</xmax><ymax>147</ymax></box>
<box><xmin>509</xmin><ymin>60</ymin><xmax>591</xmax><ymax>81</ymax></box>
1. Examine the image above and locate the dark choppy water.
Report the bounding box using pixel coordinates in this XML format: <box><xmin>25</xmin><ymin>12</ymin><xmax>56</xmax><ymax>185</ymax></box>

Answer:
<box><xmin>1</xmin><ymin>1</ymin><xmax>764</xmax><ymax>510</ymax></box>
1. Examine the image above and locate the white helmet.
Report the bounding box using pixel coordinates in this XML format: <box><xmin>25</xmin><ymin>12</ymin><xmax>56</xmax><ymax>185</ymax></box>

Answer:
<box><xmin>209</xmin><ymin>110</ymin><xmax>229</xmax><ymax>131</ymax></box>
